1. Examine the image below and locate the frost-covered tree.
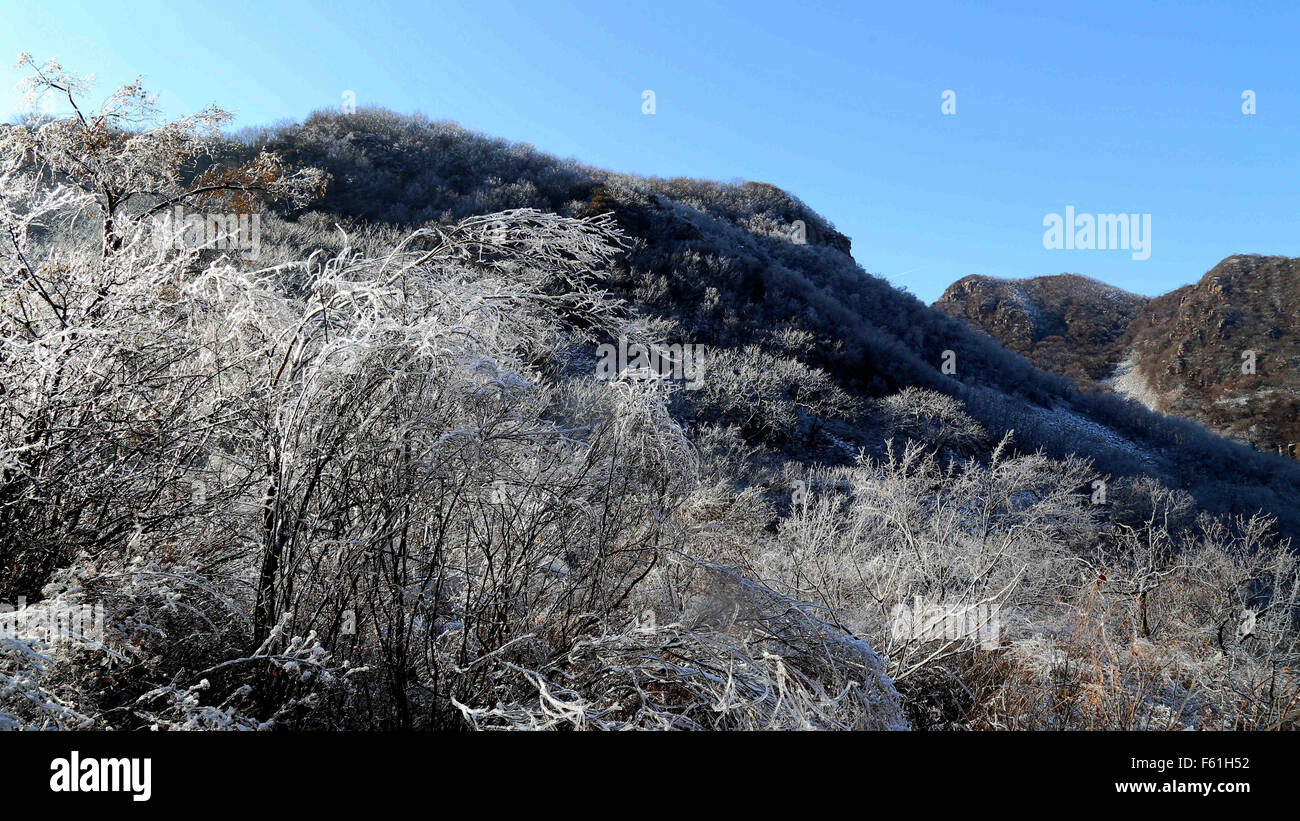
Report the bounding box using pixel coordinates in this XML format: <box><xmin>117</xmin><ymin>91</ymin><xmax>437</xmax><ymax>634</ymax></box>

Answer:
<box><xmin>5</xmin><ymin>58</ymin><xmax>1297</xmax><ymax>733</ymax></box>
<box><xmin>5</xmin><ymin>54</ymin><xmax>326</xmax><ymax>256</ymax></box>
<box><xmin>0</xmin><ymin>118</ymin><xmax>910</xmax><ymax>727</ymax></box>
<box><xmin>877</xmin><ymin>386</ymin><xmax>986</xmax><ymax>456</ymax></box>
<box><xmin>689</xmin><ymin>344</ymin><xmax>856</xmax><ymax>447</ymax></box>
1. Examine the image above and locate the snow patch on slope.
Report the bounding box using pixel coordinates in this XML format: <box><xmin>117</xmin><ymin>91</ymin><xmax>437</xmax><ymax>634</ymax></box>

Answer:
<box><xmin>1004</xmin><ymin>282</ymin><xmax>1044</xmax><ymax>329</ymax></box>
<box><xmin>1020</xmin><ymin>401</ymin><xmax>1158</xmax><ymax>469</ymax></box>
<box><xmin>1105</xmin><ymin>351</ymin><xmax>1167</xmax><ymax>411</ymax></box>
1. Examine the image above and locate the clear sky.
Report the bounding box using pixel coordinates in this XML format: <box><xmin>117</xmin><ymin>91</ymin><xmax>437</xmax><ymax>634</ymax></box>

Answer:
<box><xmin>3</xmin><ymin>0</ymin><xmax>1297</xmax><ymax>303</ymax></box>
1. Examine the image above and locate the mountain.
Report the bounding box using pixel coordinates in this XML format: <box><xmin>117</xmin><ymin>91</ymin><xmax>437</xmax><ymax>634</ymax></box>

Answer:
<box><xmin>10</xmin><ymin>93</ymin><xmax>1300</xmax><ymax>732</ymax></box>
<box><xmin>221</xmin><ymin>108</ymin><xmax>1300</xmax><ymax>539</ymax></box>
<box><xmin>935</xmin><ymin>257</ymin><xmax>1300</xmax><ymax>457</ymax></box>
<box><xmin>1122</xmin><ymin>255</ymin><xmax>1300</xmax><ymax>453</ymax></box>
<box><xmin>932</xmin><ymin>274</ymin><xmax>1148</xmax><ymax>386</ymax></box>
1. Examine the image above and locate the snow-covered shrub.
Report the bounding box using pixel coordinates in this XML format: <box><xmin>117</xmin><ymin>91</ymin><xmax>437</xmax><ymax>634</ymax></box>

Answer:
<box><xmin>958</xmin><ymin>510</ymin><xmax>1300</xmax><ymax>730</ymax></box>
<box><xmin>876</xmin><ymin>387</ymin><xmax>987</xmax><ymax>456</ymax></box>
<box><xmin>451</xmin><ymin>547</ymin><xmax>906</xmax><ymax>730</ymax></box>
<box><xmin>688</xmin><ymin>344</ymin><xmax>856</xmax><ymax>447</ymax></box>
<box><xmin>1</xmin><ymin>114</ymin><xmax>911</xmax><ymax>728</ymax></box>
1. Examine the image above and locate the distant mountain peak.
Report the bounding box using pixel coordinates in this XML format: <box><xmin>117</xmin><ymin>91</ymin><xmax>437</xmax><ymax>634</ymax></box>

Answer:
<box><xmin>936</xmin><ymin>256</ymin><xmax>1300</xmax><ymax>455</ymax></box>
<box><xmin>933</xmin><ymin>273</ymin><xmax>1147</xmax><ymax>384</ymax></box>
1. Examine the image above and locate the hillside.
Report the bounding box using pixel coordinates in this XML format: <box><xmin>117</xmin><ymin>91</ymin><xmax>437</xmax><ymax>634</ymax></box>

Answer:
<box><xmin>227</xmin><ymin>109</ymin><xmax>1300</xmax><ymax>538</ymax></box>
<box><xmin>935</xmin><ymin>258</ymin><xmax>1300</xmax><ymax>457</ymax></box>
<box><xmin>933</xmin><ymin>274</ymin><xmax>1148</xmax><ymax>386</ymax></box>
<box><xmin>1123</xmin><ymin>255</ymin><xmax>1300</xmax><ymax>453</ymax></box>
<box><xmin>5</xmin><ymin>77</ymin><xmax>1300</xmax><ymax>733</ymax></box>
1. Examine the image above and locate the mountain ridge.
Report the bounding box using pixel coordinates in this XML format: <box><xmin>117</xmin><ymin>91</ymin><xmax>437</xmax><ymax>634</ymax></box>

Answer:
<box><xmin>223</xmin><ymin>106</ymin><xmax>1300</xmax><ymax>539</ymax></box>
<box><xmin>935</xmin><ymin>257</ymin><xmax>1300</xmax><ymax>457</ymax></box>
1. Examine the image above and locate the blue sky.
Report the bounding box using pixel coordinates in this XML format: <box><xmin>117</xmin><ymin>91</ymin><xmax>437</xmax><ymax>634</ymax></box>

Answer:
<box><xmin>3</xmin><ymin>0</ymin><xmax>1297</xmax><ymax>303</ymax></box>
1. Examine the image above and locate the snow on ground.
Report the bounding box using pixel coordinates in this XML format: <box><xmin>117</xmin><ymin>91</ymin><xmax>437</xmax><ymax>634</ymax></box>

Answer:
<box><xmin>1019</xmin><ymin>400</ymin><xmax>1159</xmax><ymax>469</ymax></box>
<box><xmin>1006</xmin><ymin>283</ymin><xmax>1044</xmax><ymax>328</ymax></box>
<box><xmin>1103</xmin><ymin>351</ymin><xmax>1167</xmax><ymax>412</ymax></box>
